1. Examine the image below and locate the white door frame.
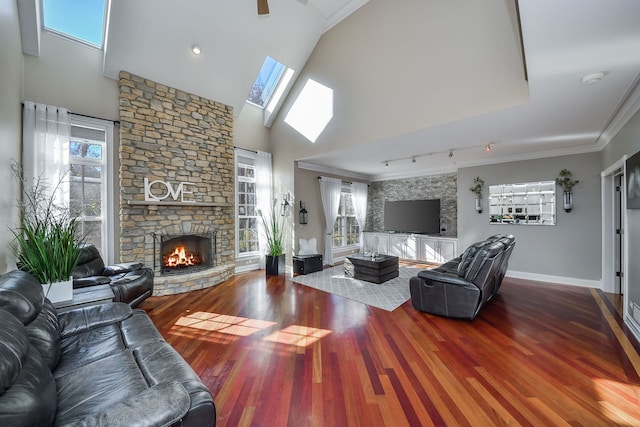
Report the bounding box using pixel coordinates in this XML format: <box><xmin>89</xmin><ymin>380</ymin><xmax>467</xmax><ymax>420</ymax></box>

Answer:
<box><xmin>601</xmin><ymin>156</ymin><xmax>628</xmax><ymax>300</ymax></box>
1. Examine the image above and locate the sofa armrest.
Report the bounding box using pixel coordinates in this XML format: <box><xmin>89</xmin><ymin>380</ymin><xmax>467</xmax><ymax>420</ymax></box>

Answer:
<box><xmin>73</xmin><ymin>276</ymin><xmax>112</xmax><ymax>288</ymax></box>
<box><xmin>103</xmin><ymin>262</ymin><xmax>144</xmax><ymax>276</ymax></box>
<box><xmin>68</xmin><ymin>382</ymin><xmax>191</xmax><ymax>427</ymax></box>
<box><xmin>58</xmin><ymin>302</ymin><xmax>132</xmax><ymax>338</ymax></box>
<box><xmin>417</xmin><ymin>270</ymin><xmax>473</xmax><ymax>287</ymax></box>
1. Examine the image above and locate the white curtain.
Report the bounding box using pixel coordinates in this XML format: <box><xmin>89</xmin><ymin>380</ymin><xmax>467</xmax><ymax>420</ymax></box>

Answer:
<box><xmin>319</xmin><ymin>176</ymin><xmax>342</xmax><ymax>265</ymax></box>
<box><xmin>351</xmin><ymin>182</ymin><xmax>368</xmax><ymax>248</ymax></box>
<box><xmin>255</xmin><ymin>151</ymin><xmax>273</xmax><ymax>268</ymax></box>
<box><xmin>22</xmin><ymin>102</ymin><xmax>70</xmax><ymax>207</ymax></box>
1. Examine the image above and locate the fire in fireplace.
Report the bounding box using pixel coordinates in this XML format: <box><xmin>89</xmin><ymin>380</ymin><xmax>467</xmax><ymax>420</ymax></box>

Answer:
<box><xmin>164</xmin><ymin>245</ymin><xmax>202</xmax><ymax>268</ymax></box>
<box><xmin>156</xmin><ymin>233</ymin><xmax>215</xmax><ymax>275</ymax></box>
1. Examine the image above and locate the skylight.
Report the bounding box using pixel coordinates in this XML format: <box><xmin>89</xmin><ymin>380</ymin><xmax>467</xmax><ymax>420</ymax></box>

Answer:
<box><xmin>42</xmin><ymin>0</ymin><xmax>107</xmax><ymax>48</ymax></box>
<box><xmin>247</xmin><ymin>56</ymin><xmax>287</xmax><ymax>108</ymax></box>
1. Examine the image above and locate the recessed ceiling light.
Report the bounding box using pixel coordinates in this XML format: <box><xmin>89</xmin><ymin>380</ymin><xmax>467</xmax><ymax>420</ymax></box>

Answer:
<box><xmin>191</xmin><ymin>45</ymin><xmax>201</xmax><ymax>55</ymax></box>
<box><xmin>581</xmin><ymin>71</ymin><xmax>605</xmax><ymax>85</ymax></box>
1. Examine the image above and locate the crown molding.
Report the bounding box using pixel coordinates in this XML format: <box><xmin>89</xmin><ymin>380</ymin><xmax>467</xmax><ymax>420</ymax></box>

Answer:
<box><xmin>296</xmin><ymin>161</ymin><xmax>370</xmax><ymax>181</ymax></box>
<box><xmin>597</xmin><ymin>72</ymin><xmax>640</xmax><ymax>148</ymax></box>
<box><xmin>321</xmin><ymin>0</ymin><xmax>369</xmax><ymax>33</ymax></box>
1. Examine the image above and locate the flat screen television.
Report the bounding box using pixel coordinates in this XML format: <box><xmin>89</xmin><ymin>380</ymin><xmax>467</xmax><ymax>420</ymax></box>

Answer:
<box><xmin>384</xmin><ymin>199</ymin><xmax>441</xmax><ymax>234</ymax></box>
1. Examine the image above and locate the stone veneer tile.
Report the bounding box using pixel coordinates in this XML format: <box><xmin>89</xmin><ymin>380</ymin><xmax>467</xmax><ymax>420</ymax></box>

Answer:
<box><xmin>366</xmin><ymin>173</ymin><xmax>458</xmax><ymax>237</ymax></box>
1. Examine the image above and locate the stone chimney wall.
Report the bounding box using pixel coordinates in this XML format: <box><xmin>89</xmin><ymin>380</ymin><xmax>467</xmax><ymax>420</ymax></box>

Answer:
<box><xmin>118</xmin><ymin>71</ymin><xmax>235</xmax><ymax>294</ymax></box>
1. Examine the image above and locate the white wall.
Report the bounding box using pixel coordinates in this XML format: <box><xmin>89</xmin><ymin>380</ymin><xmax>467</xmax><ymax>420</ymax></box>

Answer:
<box><xmin>458</xmin><ymin>152</ymin><xmax>602</xmax><ymax>286</ymax></box>
<box><xmin>0</xmin><ymin>0</ymin><xmax>24</xmax><ymax>272</ymax></box>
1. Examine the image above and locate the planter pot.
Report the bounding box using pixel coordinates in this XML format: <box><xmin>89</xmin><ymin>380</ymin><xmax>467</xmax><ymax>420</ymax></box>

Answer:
<box><xmin>475</xmin><ymin>196</ymin><xmax>483</xmax><ymax>214</ymax></box>
<box><xmin>563</xmin><ymin>191</ymin><xmax>573</xmax><ymax>212</ymax></box>
<box><xmin>266</xmin><ymin>254</ymin><xmax>286</xmax><ymax>276</ymax></box>
<box><xmin>42</xmin><ymin>277</ymin><xmax>73</xmax><ymax>304</ymax></box>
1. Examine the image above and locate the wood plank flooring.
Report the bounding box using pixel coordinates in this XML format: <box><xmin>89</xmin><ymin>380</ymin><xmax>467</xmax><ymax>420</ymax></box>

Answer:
<box><xmin>139</xmin><ymin>269</ymin><xmax>640</xmax><ymax>426</ymax></box>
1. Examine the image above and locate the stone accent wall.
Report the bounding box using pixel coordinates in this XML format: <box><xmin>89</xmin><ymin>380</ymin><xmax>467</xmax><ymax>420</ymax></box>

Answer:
<box><xmin>118</xmin><ymin>71</ymin><xmax>235</xmax><ymax>295</ymax></box>
<box><xmin>366</xmin><ymin>173</ymin><xmax>458</xmax><ymax>237</ymax></box>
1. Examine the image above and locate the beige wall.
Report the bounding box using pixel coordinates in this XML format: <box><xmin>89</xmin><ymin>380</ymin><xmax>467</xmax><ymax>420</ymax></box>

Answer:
<box><xmin>0</xmin><ymin>0</ymin><xmax>24</xmax><ymax>272</ymax></box>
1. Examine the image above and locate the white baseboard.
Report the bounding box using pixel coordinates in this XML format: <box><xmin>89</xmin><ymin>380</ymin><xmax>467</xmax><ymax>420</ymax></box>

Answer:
<box><xmin>625</xmin><ymin>314</ymin><xmax>640</xmax><ymax>345</ymax></box>
<box><xmin>506</xmin><ymin>270</ymin><xmax>602</xmax><ymax>290</ymax></box>
<box><xmin>235</xmin><ymin>263</ymin><xmax>259</xmax><ymax>273</ymax></box>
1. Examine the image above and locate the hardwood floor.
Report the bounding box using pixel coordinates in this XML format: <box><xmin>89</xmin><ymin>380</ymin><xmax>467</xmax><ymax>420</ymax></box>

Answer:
<box><xmin>139</xmin><ymin>270</ymin><xmax>640</xmax><ymax>426</ymax></box>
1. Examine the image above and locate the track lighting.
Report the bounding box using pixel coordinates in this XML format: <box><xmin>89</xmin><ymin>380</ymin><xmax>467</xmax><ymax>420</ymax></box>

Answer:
<box><xmin>485</xmin><ymin>144</ymin><xmax>492</xmax><ymax>152</ymax></box>
<box><xmin>412</xmin><ymin>157</ymin><xmax>416</xmax><ymax>163</ymax></box>
<box><xmin>385</xmin><ymin>161</ymin><xmax>389</xmax><ymax>167</ymax></box>
<box><xmin>191</xmin><ymin>45</ymin><xmax>201</xmax><ymax>55</ymax></box>
<box><xmin>448</xmin><ymin>150</ymin><xmax>453</xmax><ymax>158</ymax></box>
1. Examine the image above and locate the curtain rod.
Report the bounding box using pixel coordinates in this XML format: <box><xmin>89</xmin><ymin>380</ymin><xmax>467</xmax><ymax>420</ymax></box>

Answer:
<box><xmin>317</xmin><ymin>176</ymin><xmax>353</xmax><ymax>185</ymax></box>
<box><xmin>21</xmin><ymin>102</ymin><xmax>120</xmax><ymax>124</ymax></box>
<box><xmin>71</xmin><ymin>111</ymin><xmax>120</xmax><ymax>125</ymax></box>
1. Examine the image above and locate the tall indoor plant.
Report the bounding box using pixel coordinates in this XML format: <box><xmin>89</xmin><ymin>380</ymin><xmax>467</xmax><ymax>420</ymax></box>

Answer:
<box><xmin>10</xmin><ymin>164</ymin><xmax>82</xmax><ymax>302</ymax></box>
<box><xmin>259</xmin><ymin>199</ymin><xmax>286</xmax><ymax>276</ymax></box>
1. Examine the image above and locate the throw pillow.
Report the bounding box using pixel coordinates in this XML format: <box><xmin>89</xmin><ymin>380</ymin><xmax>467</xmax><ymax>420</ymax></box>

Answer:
<box><xmin>298</xmin><ymin>238</ymin><xmax>318</xmax><ymax>255</ymax></box>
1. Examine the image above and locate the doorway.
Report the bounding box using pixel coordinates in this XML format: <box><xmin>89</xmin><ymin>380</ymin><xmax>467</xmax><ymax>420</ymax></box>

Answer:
<box><xmin>601</xmin><ymin>157</ymin><xmax>627</xmax><ymax>297</ymax></box>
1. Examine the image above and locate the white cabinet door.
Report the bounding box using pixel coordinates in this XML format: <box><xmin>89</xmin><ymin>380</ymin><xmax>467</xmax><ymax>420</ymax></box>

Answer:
<box><xmin>388</xmin><ymin>234</ymin><xmax>418</xmax><ymax>260</ymax></box>
<box><xmin>419</xmin><ymin>237</ymin><xmax>439</xmax><ymax>263</ymax></box>
<box><xmin>419</xmin><ymin>237</ymin><xmax>457</xmax><ymax>263</ymax></box>
<box><xmin>363</xmin><ymin>233</ymin><xmax>389</xmax><ymax>255</ymax></box>
<box><xmin>438</xmin><ymin>239</ymin><xmax>457</xmax><ymax>262</ymax></box>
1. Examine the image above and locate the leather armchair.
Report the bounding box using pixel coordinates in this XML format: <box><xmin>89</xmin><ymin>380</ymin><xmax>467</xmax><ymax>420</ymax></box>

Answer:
<box><xmin>72</xmin><ymin>243</ymin><xmax>154</xmax><ymax>307</ymax></box>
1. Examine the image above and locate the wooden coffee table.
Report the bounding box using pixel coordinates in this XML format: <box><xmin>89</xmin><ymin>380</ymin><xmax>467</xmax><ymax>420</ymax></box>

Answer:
<box><xmin>344</xmin><ymin>254</ymin><xmax>399</xmax><ymax>284</ymax></box>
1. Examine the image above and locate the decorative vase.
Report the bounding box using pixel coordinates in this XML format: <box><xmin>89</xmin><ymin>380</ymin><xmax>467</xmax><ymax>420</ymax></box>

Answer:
<box><xmin>475</xmin><ymin>196</ymin><xmax>483</xmax><ymax>213</ymax></box>
<box><xmin>266</xmin><ymin>254</ymin><xmax>286</xmax><ymax>276</ymax></box>
<box><xmin>563</xmin><ymin>191</ymin><xmax>573</xmax><ymax>212</ymax></box>
<box><xmin>42</xmin><ymin>277</ymin><xmax>73</xmax><ymax>303</ymax></box>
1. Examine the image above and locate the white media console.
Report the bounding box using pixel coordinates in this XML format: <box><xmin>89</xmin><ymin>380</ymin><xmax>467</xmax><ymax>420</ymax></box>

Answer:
<box><xmin>362</xmin><ymin>232</ymin><xmax>458</xmax><ymax>264</ymax></box>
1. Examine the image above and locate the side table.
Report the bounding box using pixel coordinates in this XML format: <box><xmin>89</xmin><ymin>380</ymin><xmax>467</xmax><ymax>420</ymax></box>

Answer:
<box><xmin>54</xmin><ymin>284</ymin><xmax>115</xmax><ymax>313</ymax></box>
<box><xmin>293</xmin><ymin>254</ymin><xmax>323</xmax><ymax>275</ymax></box>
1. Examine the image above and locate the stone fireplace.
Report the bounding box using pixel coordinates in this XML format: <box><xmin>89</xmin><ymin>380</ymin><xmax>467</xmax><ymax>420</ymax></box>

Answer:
<box><xmin>118</xmin><ymin>71</ymin><xmax>235</xmax><ymax>295</ymax></box>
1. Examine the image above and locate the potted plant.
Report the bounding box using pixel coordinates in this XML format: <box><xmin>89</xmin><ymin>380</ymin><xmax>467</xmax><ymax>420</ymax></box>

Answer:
<box><xmin>469</xmin><ymin>176</ymin><xmax>484</xmax><ymax>213</ymax></box>
<box><xmin>10</xmin><ymin>164</ymin><xmax>83</xmax><ymax>302</ymax></box>
<box><xmin>259</xmin><ymin>200</ymin><xmax>286</xmax><ymax>276</ymax></box>
<box><xmin>556</xmin><ymin>169</ymin><xmax>579</xmax><ymax>212</ymax></box>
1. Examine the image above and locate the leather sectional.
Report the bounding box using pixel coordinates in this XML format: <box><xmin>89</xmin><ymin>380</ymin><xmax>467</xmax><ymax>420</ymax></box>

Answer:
<box><xmin>0</xmin><ymin>269</ymin><xmax>216</xmax><ymax>426</ymax></box>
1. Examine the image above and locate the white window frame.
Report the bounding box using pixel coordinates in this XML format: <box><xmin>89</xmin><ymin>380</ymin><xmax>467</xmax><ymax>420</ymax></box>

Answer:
<box><xmin>69</xmin><ymin>114</ymin><xmax>114</xmax><ymax>263</ymax></box>
<box><xmin>333</xmin><ymin>184</ymin><xmax>360</xmax><ymax>250</ymax></box>
<box><xmin>235</xmin><ymin>151</ymin><xmax>260</xmax><ymax>259</ymax></box>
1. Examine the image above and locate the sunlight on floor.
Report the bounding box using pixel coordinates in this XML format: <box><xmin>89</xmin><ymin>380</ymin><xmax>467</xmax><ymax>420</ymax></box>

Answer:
<box><xmin>173</xmin><ymin>311</ymin><xmax>332</xmax><ymax>347</ymax></box>
<box><xmin>175</xmin><ymin>311</ymin><xmax>277</xmax><ymax>337</ymax></box>
<box><xmin>594</xmin><ymin>378</ymin><xmax>640</xmax><ymax>425</ymax></box>
<box><xmin>264</xmin><ymin>325</ymin><xmax>332</xmax><ymax>347</ymax></box>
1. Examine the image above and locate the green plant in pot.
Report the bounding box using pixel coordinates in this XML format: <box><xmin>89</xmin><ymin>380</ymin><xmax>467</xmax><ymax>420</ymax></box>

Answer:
<box><xmin>555</xmin><ymin>169</ymin><xmax>579</xmax><ymax>212</ymax></box>
<box><xmin>10</xmin><ymin>164</ymin><xmax>83</xmax><ymax>301</ymax></box>
<box><xmin>469</xmin><ymin>176</ymin><xmax>484</xmax><ymax>213</ymax></box>
<box><xmin>259</xmin><ymin>200</ymin><xmax>286</xmax><ymax>276</ymax></box>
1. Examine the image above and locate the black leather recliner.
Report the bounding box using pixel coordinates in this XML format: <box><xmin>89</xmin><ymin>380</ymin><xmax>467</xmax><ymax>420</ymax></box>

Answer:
<box><xmin>72</xmin><ymin>244</ymin><xmax>154</xmax><ymax>307</ymax></box>
<box><xmin>410</xmin><ymin>235</ymin><xmax>515</xmax><ymax>320</ymax></box>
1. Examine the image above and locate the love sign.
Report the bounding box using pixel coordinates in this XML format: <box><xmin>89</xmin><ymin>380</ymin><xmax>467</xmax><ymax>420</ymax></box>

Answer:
<box><xmin>144</xmin><ymin>178</ymin><xmax>196</xmax><ymax>203</ymax></box>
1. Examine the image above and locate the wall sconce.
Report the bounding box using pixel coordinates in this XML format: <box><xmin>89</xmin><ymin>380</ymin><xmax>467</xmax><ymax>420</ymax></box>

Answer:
<box><xmin>281</xmin><ymin>193</ymin><xmax>292</xmax><ymax>216</ymax></box>
<box><xmin>299</xmin><ymin>201</ymin><xmax>308</xmax><ymax>225</ymax></box>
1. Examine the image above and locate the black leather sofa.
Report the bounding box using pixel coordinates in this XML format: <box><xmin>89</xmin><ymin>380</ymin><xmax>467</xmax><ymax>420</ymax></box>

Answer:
<box><xmin>0</xmin><ymin>269</ymin><xmax>216</xmax><ymax>426</ymax></box>
<box><xmin>410</xmin><ymin>234</ymin><xmax>515</xmax><ymax>319</ymax></box>
<box><xmin>72</xmin><ymin>243</ymin><xmax>154</xmax><ymax>307</ymax></box>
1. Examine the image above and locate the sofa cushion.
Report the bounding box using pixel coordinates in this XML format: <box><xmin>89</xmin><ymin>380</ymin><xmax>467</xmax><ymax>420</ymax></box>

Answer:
<box><xmin>54</xmin><ymin>350</ymin><xmax>149</xmax><ymax>425</ymax></box>
<box><xmin>0</xmin><ymin>270</ymin><xmax>44</xmax><ymax>324</ymax></box>
<box><xmin>0</xmin><ymin>309</ymin><xmax>57</xmax><ymax>427</ymax></box>
<box><xmin>72</xmin><ymin>243</ymin><xmax>106</xmax><ymax>279</ymax></box>
<box><xmin>24</xmin><ymin>300</ymin><xmax>61</xmax><ymax>371</ymax></box>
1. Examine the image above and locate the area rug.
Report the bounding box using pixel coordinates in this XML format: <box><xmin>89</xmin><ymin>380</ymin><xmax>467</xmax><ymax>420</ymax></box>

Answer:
<box><xmin>291</xmin><ymin>265</ymin><xmax>422</xmax><ymax>311</ymax></box>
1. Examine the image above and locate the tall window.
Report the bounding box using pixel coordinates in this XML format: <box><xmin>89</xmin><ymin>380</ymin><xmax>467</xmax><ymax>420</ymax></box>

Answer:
<box><xmin>236</xmin><ymin>155</ymin><xmax>259</xmax><ymax>256</ymax></box>
<box><xmin>68</xmin><ymin>116</ymin><xmax>113</xmax><ymax>262</ymax></box>
<box><xmin>333</xmin><ymin>186</ymin><xmax>360</xmax><ymax>248</ymax></box>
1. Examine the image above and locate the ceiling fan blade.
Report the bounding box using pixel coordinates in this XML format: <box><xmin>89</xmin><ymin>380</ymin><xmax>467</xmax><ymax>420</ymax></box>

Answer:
<box><xmin>257</xmin><ymin>0</ymin><xmax>269</xmax><ymax>15</ymax></box>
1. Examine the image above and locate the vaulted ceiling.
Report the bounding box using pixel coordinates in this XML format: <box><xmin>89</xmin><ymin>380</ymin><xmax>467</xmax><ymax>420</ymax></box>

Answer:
<box><xmin>18</xmin><ymin>0</ymin><xmax>640</xmax><ymax>180</ymax></box>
